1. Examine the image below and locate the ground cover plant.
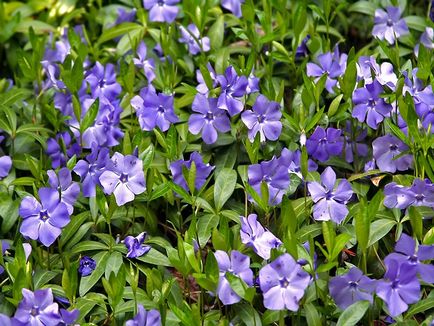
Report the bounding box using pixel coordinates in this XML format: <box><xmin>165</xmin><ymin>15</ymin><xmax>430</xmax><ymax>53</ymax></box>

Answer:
<box><xmin>0</xmin><ymin>0</ymin><xmax>433</xmax><ymax>324</ymax></box>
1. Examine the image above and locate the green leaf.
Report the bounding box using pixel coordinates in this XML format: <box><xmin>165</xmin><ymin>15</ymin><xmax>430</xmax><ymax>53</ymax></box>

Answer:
<box><xmin>208</xmin><ymin>16</ymin><xmax>225</xmax><ymax>49</ymax></box>
<box><xmin>305</xmin><ymin>303</ymin><xmax>321</xmax><ymax>326</ymax></box>
<box><xmin>405</xmin><ymin>296</ymin><xmax>434</xmax><ymax>317</ymax></box>
<box><xmin>136</xmin><ymin>248</ymin><xmax>172</xmax><ymax>267</ymax></box>
<box><xmin>328</xmin><ymin>94</ymin><xmax>343</xmax><ymax>117</ymax></box>
<box><xmin>104</xmin><ymin>251</ymin><xmax>123</xmax><ymax>279</ymax></box>
<box><xmin>348</xmin><ymin>1</ymin><xmax>377</xmax><ymax>15</ymax></box>
<box><xmin>355</xmin><ymin>200</ymin><xmax>369</xmax><ymax>252</ymax></box>
<box><xmin>70</xmin><ymin>241</ymin><xmax>108</xmax><ymax>254</ymax></box>
<box><xmin>79</xmin><ymin>251</ymin><xmax>109</xmax><ymax>297</ymax></box>
<box><xmin>0</xmin><ymin>194</ymin><xmax>20</xmax><ymax>233</ymax></box>
<box><xmin>237</xmin><ymin>303</ymin><xmax>262</xmax><ymax>326</ymax></box>
<box><xmin>214</xmin><ymin>168</ymin><xmax>237</xmax><ymax>211</ymax></box>
<box><xmin>336</xmin><ymin>300</ymin><xmax>370</xmax><ymax>326</ymax></box>
<box><xmin>368</xmin><ymin>219</ymin><xmax>396</xmax><ymax>247</ymax></box>
<box><xmin>296</xmin><ymin>224</ymin><xmax>323</xmax><ymax>243</ymax></box>
<box><xmin>408</xmin><ymin>206</ymin><xmax>423</xmax><ymax>240</ymax></box>
<box><xmin>197</xmin><ymin>214</ymin><xmax>220</xmax><ymax>248</ymax></box>
<box><xmin>60</xmin><ymin>212</ymin><xmax>90</xmax><ymax>247</ymax></box>
<box><xmin>97</xmin><ymin>23</ymin><xmax>143</xmax><ymax>45</ymax></box>
<box><xmin>80</xmin><ymin>98</ymin><xmax>99</xmax><ymax>134</ymax></box>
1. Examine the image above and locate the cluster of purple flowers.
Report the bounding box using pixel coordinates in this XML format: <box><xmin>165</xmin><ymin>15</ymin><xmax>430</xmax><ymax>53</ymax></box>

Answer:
<box><xmin>0</xmin><ymin>288</ymin><xmax>79</xmax><ymax>325</ymax></box>
<box><xmin>384</xmin><ymin>178</ymin><xmax>434</xmax><ymax>209</ymax></box>
<box><xmin>329</xmin><ymin>234</ymin><xmax>434</xmax><ymax>317</ymax></box>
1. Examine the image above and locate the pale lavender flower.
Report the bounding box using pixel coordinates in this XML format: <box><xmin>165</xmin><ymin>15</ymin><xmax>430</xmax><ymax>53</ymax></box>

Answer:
<box><xmin>13</xmin><ymin>288</ymin><xmax>61</xmax><ymax>325</ymax></box>
<box><xmin>306</xmin><ymin>126</ymin><xmax>343</xmax><ymax>162</ymax></box>
<box><xmin>131</xmin><ymin>86</ymin><xmax>179</xmax><ymax>132</ymax></box>
<box><xmin>60</xmin><ymin>308</ymin><xmax>80</xmax><ymax>325</ymax></box>
<box><xmin>216</xmin><ymin>66</ymin><xmax>248</xmax><ymax>116</ymax></box>
<box><xmin>372</xmin><ymin>134</ymin><xmax>413</xmax><ymax>173</ymax></box>
<box><xmin>133</xmin><ymin>41</ymin><xmax>156</xmax><ymax>81</ymax></box>
<box><xmin>169</xmin><ymin>152</ymin><xmax>214</xmax><ymax>192</ymax></box>
<box><xmin>188</xmin><ymin>94</ymin><xmax>231</xmax><ymax>144</ymax></box>
<box><xmin>0</xmin><ymin>155</ymin><xmax>12</xmax><ymax>179</ymax></box>
<box><xmin>214</xmin><ymin>250</ymin><xmax>254</xmax><ymax>305</ymax></box>
<box><xmin>241</xmin><ymin>94</ymin><xmax>282</xmax><ymax>142</ymax></box>
<box><xmin>372</xmin><ymin>6</ymin><xmax>409</xmax><ymax>44</ymax></box>
<box><xmin>376</xmin><ymin>259</ymin><xmax>420</xmax><ymax>317</ymax></box>
<box><xmin>99</xmin><ymin>152</ymin><xmax>146</xmax><ymax>206</ymax></box>
<box><xmin>295</xmin><ymin>35</ymin><xmax>310</xmax><ymax>60</ymax></box>
<box><xmin>115</xmin><ymin>8</ymin><xmax>137</xmax><ymax>25</ymax></box>
<box><xmin>384</xmin><ymin>179</ymin><xmax>434</xmax><ymax>209</ymax></box>
<box><xmin>143</xmin><ymin>0</ymin><xmax>179</xmax><ymax>23</ymax></box>
<box><xmin>240</xmin><ymin>214</ymin><xmax>282</xmax><ymax>260</ymax></box>
<box><xmin>259</xmin><ymin>253</ymin><xmax>310</xmax><ymax>311</ymax></box>
<box><xmin>307</xmin><ymin>167</ymin><xmax>353</xmax><ymax>223</ymax></box>
<box><xmin>46</xmin><ymin>132</ymin><xmax>81</xmax><ymax>169</ymax></box>
<box><xmin>356</xmin><ymin>56</ymin><xmax>397</xmax><ymax>90</ymax></box>
<box><xmin>329</xmin><ymin>267</ymin><xmax>376</xmax><ymax>310</ymax></box>
<box><xmin>246</xmin><ymin>73</ymin><xmax>260</xmax><ymax>94</ymax></box>
<box><xmin>221</xmin><ymin>0</ymin><xmax>245</xmax><ymax>17</ymax></box>
<box><xmin>352</xmin><ymin>80</ymin><xmax>392</xmax><ymax>129</ymax></box>
<box><xmin>124</xmin><ymin>232</ymin><xmax>151</xmax><ymax>258</ymax></box>
<box><xmin>179</xmin><ymin>24</ymin><xmax>210</xmax><ymax>55</ymax></box>
<box><xmin>19</xmin><ymin>188</ymin><xmax>70</xmax><ymax>247</ymax></box>
<box><xmin>415</xmin><ymin>27</ymin><xmax>434</xmax><ymax>56</ymax></box>
<box><xmin>47</xmin><ymin>168</ymin><xmax>80</xmax><ymax>215</ymax></box>
<box><xmin>126</xmin><ymin>305</ymin><xmax>161</xmax><ymax>326</ymax></box>
<box><xmin>385</xmin><ymin>233</ymin><xmax>434</xmax><ymax>283</ymax></box>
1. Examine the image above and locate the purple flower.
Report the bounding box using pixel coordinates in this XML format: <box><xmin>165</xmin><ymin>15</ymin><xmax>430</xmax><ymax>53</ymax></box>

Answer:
<box><xmin>307</xmin><ymin>167</ymin><xmax>353</xmax><ymax>223</ymax></box>
<box><xmin>329</xmin><ymin>267</ymin><xmax>376</xmax><ymax>310</ymax></box>
<box><xmin>248</xmin><ymin>157</ymin><xmax>290</xmax><ymax>206</ymax></box>
<box><xmin>372</xmin><ymin>6</ymin><xmax>409</xmax><ymax>45</ymax></box>
<box><xmin>0</xmin><ymin>155</ymin><xmax>12</xmax><ymax>179</ymax></box>
<box><xmin>384</xmin><ymin>179</ymin><xmax>434</xmax><ymax>209</ymax></box>
<box><xmin>246</xmin><ymin>72</ymin><xmax>260</xmax><ymax>94</ymax></box>
<box><xmin>19</xmin><ymin>188</ymin><xmax>70</xmax><ymax>247</ymax></box>
<box><xmin>99</xmin><ymin>152</ymin><xmax>146</xmax><ymax>206</ymax></box>
<box><xmin>78</xmin><ymin>256</ymin><xmax>96</xmax><ymax>277</ymax></box>
<box><xmin>143</xmin><ymin>0</ymin><xmax>179</xmax><ymax>23</ymax></box>
<box><xmin>73</xmin><ymin>147</ymin><xmax>110</xmax><ymax>197</ymax></box>
<box><xmin>385</xmin><ymin>233</ymin><xmax>434</xmax><ymax>283</ymax></box>
<box><xmin>133</xmin><ymin>41</ymin><xmax>156</xmax><ymax>82</ymax></box>
<box><xmin>214</xmin><ymin>250</ymin><xmax>254</xmax><ymax>305</ymax></box>
<box><xmin>240</xmin><ymin>214</ymin><xmax>282</xmax><ymax>260</ymax></box>
<box><xmin>115</xmin><ymin>8</ymin><xmax>137</xmax><ymax>25</ymax></box>
<box><xmin>415</xmin><ymin>27</ymin><xmax>434</xmax><ymax>56</ymax></box>
<box><xmin>60</xmin><ymin>308</ymin><xmax>79</xmax><ymax>325</ymax></box>
<box><xmin>169</xmin><ymin>152</ymin><xmax>214</xmax><ymax>192</ymax></box>
<box><xmin>47</xmin><ymin>168</ymin><xmax>80</xmax><ymax>215</ymax></box>
<box><xmin>376</xmin><ymin>259</ymin><xmax>420</xmax><ymax>317</ymax></box>
<box><xmin>306</xmin><ymin>126</ymin><xmax>343</xmax><ymax>162</ymax></box>
<box><xmin>81</xmin><ymin>98</ymin><xmax>124</xmax><ymax>148</ymax></box>
<box><xmin>295</xmin><ymin>35</ymin><xmax>310</xmax><ymax>59</ymax></box>
<box><xmin>279</xmin><ymin>148</ymin><xmax>317</xmax><ymax>179</ymax></box>
<box><xmin>221</xmin><ymin>0</ymin><xmax>245</xmax><ymax>17</ymax></box>
<box><xmin>131</xmin><ymin>86</ymin><xmax>179</xmax><ymax>132</ymax></box>
<box><xmin>241</xmin><ymin>94</ymin><xmax>282</xmax><ymax>142</ymax></box>
<box><xmin>216</xmin><ymin>66</ymin><xmax>248</xmax><ymax>116</ymax></box>
<box><xmin>259</xmin><ymin>253</ymin><xmax>310</xmax><ymax>311</ymax></box>
<box><xmin>356</xmin><ymin>56</ymin><xmax>397</xmax><ymax>90</ymax></box>
<box><xmin>372</xmin><ymin>134</ymin><xmax>413</xmax><ymax>173</ymax></box>
<box><xmin>124</xmin><ymin>232</ymin><xmax>151</xmax><ymax>258</ymax></box>
<box><xmin>126</xmin><ymin>305</ymin><xmax>161</xmax><ymax>326</ymax></box>
<box><xmin>13</xmin><ymin>288</ymin><xmax>61</xmax><ymax>325</ymax></box>
<box><xmin>179</xmin><ymin>24</ymin><xmax>210</xmax><ymax>55</ymax></box>
<box><xmin>342</xmin><ymin>123</ymin><xmax>369</xmax><ymax>163</ymax></box>
<box><xmin>85</xmin><ymin>62</ymin><xmax>122</xmax><ymax>101</ymax></box>
<box><xmin>46</xmin><ymin>132</ymin><xmax>81</xmax><ymax>169</ymax></box>
<box><xmin>431</xmin><ymin>1</ymin><xmax>434</xmax><ymax>22</ymax></box>
<box><xmin>188</xmin><ymin>94</ymin><xmax>231</xmax><ymax>144</ymax></box>
<box><xmin>352</xmin><ymin>80</ymin><xmax>392</xmax><ymax>129</ymax></box>
<box><xmin>306</xmin><ymin>49</ymin><xmax>346</xmax><ymax>94</ymax></box>
<box><xmin>403</xmin><ymin>69</ymin><xmax>434</xmax><ymax>130</ymax></box>
<box><xmin>0</xmin><ymin>240</ymin><xmax>10</xmax><ymax>275</ymax></box>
